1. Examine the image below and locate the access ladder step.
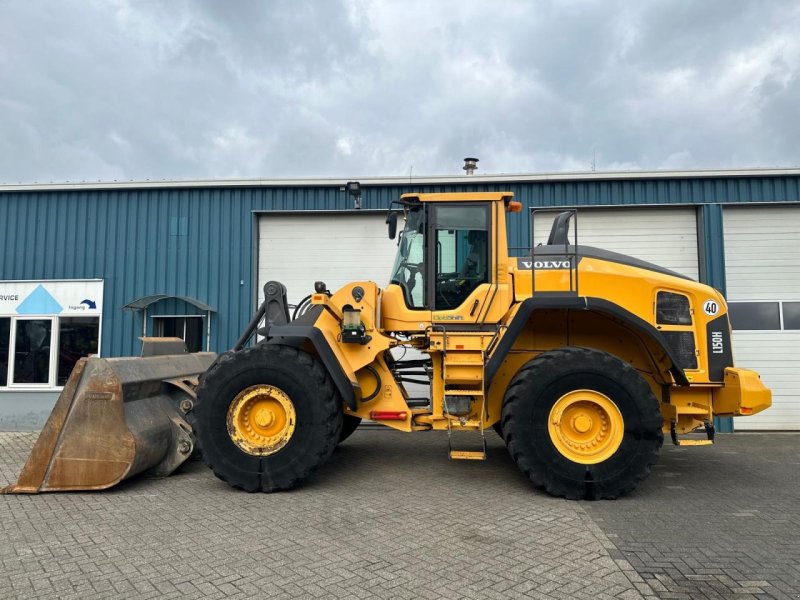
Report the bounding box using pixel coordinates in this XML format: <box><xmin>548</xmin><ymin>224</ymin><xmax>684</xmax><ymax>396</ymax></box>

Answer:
<box><xmin>444</xmin><ymin>389</ymin><xmax>483</xmax><ymax>396</ymax></box>
<box><xmin>449</xmin><ymin>450</ymin><xmax>486</xmax><ymax>461</ymax></box>
<box><xmin>448</xmin><ymin>420</ymin><xmax>483</xmax><ymax>429</ymax></box>
<box><xmin>670</xmin><ymin>420</ymin><xmax>715</xmax><ymax>446</ymax></box>
<box><xmin>447</xmin><ymin>429</ymin><xmax>487</xmax><ymax>460</ymax></box>
<box><xmin>674</xmin><ymin>439</ymin><xmax>714</xmax><ymax>446</ymax></box>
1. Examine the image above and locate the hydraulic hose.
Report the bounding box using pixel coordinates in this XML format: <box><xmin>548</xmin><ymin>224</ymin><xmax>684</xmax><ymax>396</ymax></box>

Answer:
<box><xmin>292</xmin><ymin>294</ymin><xmax>313</xmax><ymax>320</ymax></box>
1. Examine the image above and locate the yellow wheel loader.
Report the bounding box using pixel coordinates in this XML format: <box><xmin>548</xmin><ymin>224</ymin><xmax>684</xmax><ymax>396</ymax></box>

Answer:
<box><xmin>3</xmin><ymin>192</ymin><xmax>771</xmax><ymax>499</ymax></box>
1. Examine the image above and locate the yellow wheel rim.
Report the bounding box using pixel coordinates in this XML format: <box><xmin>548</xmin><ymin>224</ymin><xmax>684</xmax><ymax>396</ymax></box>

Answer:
<box><xmin>548</xmin><ymin>389</ymin><xmax>624</xmax><ymax>464</ymax></box>
<box><xmin>227</xmin><ymin>385</ymin><xmax>296</xmax><ymax>456</ymax></box>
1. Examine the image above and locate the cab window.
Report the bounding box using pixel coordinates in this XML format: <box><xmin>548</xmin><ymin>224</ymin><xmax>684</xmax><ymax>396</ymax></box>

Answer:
<box><xmin>432</xmin><ymin>205</ymin><xmax>489</xmax><ymax>310</ymax></box>
<box><xmin>389</xmin><ymin>206</ymin><xmax>426</xmax><ymax>308</ymax></box>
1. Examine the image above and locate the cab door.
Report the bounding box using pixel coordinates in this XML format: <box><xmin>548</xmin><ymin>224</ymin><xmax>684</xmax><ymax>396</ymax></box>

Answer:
<box><xmin>427</xmin><ymin>203</ymin><xmax>492</xmax><ymax>324</ymax></box>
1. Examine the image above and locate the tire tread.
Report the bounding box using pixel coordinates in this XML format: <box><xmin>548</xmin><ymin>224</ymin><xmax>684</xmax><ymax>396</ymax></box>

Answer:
<box><xmin>195</xmin><ymin>345</ymin><xmax>341</xmax><ymax>492</ymax></box>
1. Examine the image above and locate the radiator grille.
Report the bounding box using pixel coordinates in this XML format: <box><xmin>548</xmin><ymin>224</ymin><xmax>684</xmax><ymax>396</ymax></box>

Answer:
<box><xmin>662</xmin><ymin>331</ymin><xmax>698</xmax><ymax>370</ymax></box>
<box><xmin>657</xmin><ymin>292</ymin><xmax>692</xmax><ymax>325</ymax></box>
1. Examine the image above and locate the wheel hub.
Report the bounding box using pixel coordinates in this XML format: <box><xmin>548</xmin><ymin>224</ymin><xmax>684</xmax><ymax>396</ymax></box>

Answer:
<box><xmin>572</xmin><ymin>414</ymin><xmax>592</xmax><ymax>433</ymax></box>
<box><xmin>227</xmin><ymin>385</ymin><xmax>296</xmax><ymax>456</ymax></box>
<box><xmin>548</xmin><ymin>389</ymin><xmax>624</xmax><ymax>464</ymax></box>
<box><xmin>254</xmin><ymin>408</ymin><xmax>275</xmax><ymax>428</ymax></box>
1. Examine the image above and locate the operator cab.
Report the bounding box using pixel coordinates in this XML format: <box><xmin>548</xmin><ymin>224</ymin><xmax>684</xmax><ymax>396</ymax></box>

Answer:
<box><xmin>388</xmin><ymin>196</ymin><xmax>491</xmax><ymax>311</ymax></box>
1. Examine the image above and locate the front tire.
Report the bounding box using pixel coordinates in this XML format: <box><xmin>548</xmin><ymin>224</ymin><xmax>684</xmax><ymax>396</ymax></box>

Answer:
<box><xmin>492</xmin><ymin>421</ymin><xmax>504</xmax><ymax>440</ymax></box>
<box><xmin>339</xmin><ymin>414</ymin><xmax>362</xmax><ymax>443</ymax></box>
<box><xmin>195</xmin><ymin>345</ymin><xmax>342</xmax><ymax>492</ymax></box>
<box><xmin>501</xmin><ymin>347</ymin><xmax>663</xmax><ymax>500</ymax></box>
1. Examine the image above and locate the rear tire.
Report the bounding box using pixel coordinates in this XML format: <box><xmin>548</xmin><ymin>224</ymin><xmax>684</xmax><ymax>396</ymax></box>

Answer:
<box><xmin>195</xmin><ymin>345</ymin><xmax>342</xmax><ymax>492</ymax></box>
<box><xmin>501</xmin><ymin>347</ymin><xmax>663</xmax><ymax>500</ymax></box>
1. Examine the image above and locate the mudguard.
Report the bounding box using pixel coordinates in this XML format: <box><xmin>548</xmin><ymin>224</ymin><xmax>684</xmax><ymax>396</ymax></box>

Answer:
<box><xmin>266</xmin><ymin>322</ymin><xmax>359</xmax><ymax>411</ymax></box>
<box><xmin>485</xmin><ymin>296</ymin><xmax>691</xmax><ymax>393</ymax></box>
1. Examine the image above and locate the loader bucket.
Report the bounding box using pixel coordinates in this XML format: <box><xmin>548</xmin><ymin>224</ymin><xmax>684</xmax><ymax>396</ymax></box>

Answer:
<box><xmin>2</xmin><ymin>352</ymin><xmax>217</xmax><ymax>494</ymax></box>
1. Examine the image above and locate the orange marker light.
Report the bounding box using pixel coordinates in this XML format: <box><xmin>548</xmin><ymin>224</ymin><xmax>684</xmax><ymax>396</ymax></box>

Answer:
<box><xmin>507</xmin><ymin>201</ymin><xmax>523</xmax><ymax>213</ymax></box>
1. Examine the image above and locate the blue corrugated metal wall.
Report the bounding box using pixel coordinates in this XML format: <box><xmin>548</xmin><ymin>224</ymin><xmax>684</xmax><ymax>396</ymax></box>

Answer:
<box><xmin>1</xmin><ymin>174</ymin><xmax>799</xmax><ymax>357</ymax></box>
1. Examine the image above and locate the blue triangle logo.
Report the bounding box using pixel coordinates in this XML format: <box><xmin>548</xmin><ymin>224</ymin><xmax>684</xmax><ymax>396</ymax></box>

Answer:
<box><xmin>17</xmin><ymin>285</ymin><xmax>63</xmax><ymax>315</ymax></box>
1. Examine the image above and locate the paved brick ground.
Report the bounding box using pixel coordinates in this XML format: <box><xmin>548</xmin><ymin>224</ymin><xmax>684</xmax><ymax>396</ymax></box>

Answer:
<box><xmin>0</xmin><ymin>430</ymin><xmax>798</xmax><ymax>599</ymax></box>
<box><xmin>586</xmin><ymin>433</ymin><xmax>800</xmax><ymax>600</ymax></box>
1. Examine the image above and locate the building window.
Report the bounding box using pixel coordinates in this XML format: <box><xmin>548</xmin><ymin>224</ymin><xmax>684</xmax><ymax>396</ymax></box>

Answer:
<box><xmin>13</xmin><ymin>319</ymin><xmax>53</xmax><ymax>384</ymax></box>
<box><xmin>783</xmin><ymin>302</ymin><xmax>800</xmax><ymax>330</ymax></box>
<box><xmin>153</xmin><ymin>316</ymin><xmax>204</xmax><ymax>353</ymax></box>
<box><xmin>0</xmin><ymin>315</ymin><xmax>100</xmax><ymax>387</ymax></box>
<box><xmin>0</xmin><ymin>318</ymin><xmax>11</xmax><ymax>385</ymax></box>
<box><xmin>728</xmin><ymin>301</ymin><xmax>800</xmax><ymax>331</ymax></box>
<box><xmin>58</xmin><ymin>317</ymin><xmax>100</xmax><ymax>386</ymax></box>
<box><xmin>728</xmin><ymin>302</ymin><xmax>781</xmax><ymax>330</ymax></box>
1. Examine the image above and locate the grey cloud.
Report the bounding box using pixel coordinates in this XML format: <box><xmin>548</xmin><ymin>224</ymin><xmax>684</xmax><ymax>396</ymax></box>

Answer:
<box><xmin>0</xmin><ymin>0</ymin><xmax>799</xmax><ymax>183</ymax></box>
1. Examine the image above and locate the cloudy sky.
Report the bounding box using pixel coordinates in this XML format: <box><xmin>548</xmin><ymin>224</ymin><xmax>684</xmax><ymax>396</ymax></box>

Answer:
<box><xmin>1</xmin><ymin>1</ymin><xmax>799</xmax><ymax>183</ymax></box>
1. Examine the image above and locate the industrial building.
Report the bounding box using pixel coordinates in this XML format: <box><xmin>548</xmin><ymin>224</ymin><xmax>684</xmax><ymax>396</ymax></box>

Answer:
<box><xmin>1</xmin><ymin>167</ymin><xmax>798</xmax><ymax>431</ymax></box>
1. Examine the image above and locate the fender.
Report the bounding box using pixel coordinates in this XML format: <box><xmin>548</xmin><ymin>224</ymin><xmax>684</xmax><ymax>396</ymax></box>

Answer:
<box><xmin>266</xmin><ymin>323</ymin><xmax>359</xmax><ymax>411</ymax></box>
<box><xmin>485</xmin><ymin>296</ymin><xmax>691</xmax><ymax>393</ymax></box>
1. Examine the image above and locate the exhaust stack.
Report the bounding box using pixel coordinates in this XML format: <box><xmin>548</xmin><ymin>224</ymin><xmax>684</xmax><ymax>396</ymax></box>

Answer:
<box><xmin>463</xmin><ymin>157</ymin><xmax>479</xmax><ymax>175</ymax></box>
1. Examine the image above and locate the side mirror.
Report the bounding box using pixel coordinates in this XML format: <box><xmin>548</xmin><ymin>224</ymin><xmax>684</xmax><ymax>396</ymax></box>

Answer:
<box><xmin>386</xmin><ymin>212</ymin><xmax>398</xmax><ymax>239</ymax></box>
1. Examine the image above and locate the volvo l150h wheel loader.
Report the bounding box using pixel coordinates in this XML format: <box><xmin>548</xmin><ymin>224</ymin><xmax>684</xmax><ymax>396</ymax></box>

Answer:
<box><xmin>3</xmin><ymin>192</ymin><xmax>771</xmax><ymax>499</ymax></box>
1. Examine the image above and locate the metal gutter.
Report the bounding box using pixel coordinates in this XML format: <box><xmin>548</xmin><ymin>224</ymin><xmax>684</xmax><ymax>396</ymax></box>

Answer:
<box><xmin>2</xmin><ymin>167</ymin><xmax>800</xmax><ymax>193</ymax></box>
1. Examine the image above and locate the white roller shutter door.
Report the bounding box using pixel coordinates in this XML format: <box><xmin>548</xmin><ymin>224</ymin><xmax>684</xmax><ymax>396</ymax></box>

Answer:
<box><xmin>258</xmin><ymin>213</ymin><xmax>398</xmax><ymax>306</ymax></box>
<box><xmin>533</xmin><ymin>207</ymin><xmax>699</xmax><ymax>279</ymax></box>
<box><xmin>724</xmin><ymin>205</ymin><xmax>800</xmax><ymax>430</ymax></box>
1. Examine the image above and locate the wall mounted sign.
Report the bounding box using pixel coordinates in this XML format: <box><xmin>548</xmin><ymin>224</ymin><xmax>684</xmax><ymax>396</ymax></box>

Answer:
<box><xmin>0</xmin><ymin>280</ymin><xmax>103</xmax><ymax>317</ymax></box>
